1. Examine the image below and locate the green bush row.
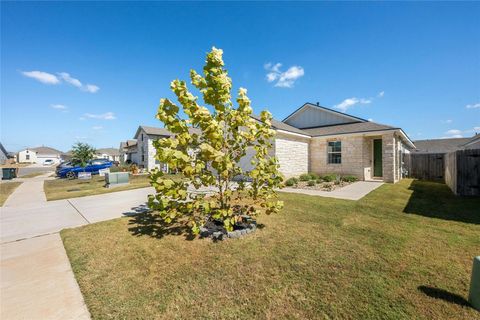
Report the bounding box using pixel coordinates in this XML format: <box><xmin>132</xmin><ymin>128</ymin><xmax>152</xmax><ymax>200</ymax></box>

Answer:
<box><xmin>285</xmin><ymin>173</ymin><xmax>358</xmax><ymax>186</ymax></box>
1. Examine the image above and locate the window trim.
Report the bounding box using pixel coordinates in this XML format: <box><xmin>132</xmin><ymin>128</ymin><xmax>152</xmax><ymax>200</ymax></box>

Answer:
<box><xmin>327</xmin><ymin>140</ymin><xmax>342</xmax><ymax>164</ymax></box>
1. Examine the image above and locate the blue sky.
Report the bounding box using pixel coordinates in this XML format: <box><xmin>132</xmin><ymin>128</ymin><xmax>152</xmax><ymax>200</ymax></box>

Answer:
<box><xmin>1</xmin><ymin>2</ymin><xmax>479</xmax><ymax>152</ymax></box>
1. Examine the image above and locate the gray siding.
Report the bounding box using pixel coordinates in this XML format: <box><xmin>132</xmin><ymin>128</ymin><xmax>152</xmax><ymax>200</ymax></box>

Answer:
<box><xmin>284</xmin><ymin>105</ymin><xmax>357</xmax><ymax>129</ymax></box>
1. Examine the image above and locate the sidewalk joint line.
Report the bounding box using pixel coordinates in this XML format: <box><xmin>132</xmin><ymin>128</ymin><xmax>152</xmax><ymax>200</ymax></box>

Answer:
<box><xmin>67</xmin><ymin>200</ymin><xmax>91</xmax><ymax>224</ymax></box>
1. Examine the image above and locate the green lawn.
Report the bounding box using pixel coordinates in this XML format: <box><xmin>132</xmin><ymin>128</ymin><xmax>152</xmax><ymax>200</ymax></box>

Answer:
<box><xmin>0</xmin><ymin>182</ymin><xmax>22</xmax><ymax>206</ymax></box>
<box><xmin>61</xmin><ymin>179</ymin><xmax>480</xmax><ymax>319</ymax></box>
<box><xmin>44</xmin><ymin>174</ymin><xmax>152</xmax><ymax>200</ymax></box>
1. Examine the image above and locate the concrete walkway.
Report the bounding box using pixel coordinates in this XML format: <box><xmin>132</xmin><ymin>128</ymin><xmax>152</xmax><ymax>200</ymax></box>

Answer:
<box><xmin>280</xmin><ymin>181</ymin><xmax>384</xmax><ymax>200</ymax></box>
<box><xmin>1</xmin><ymin>175</ymin><xmax>154</xmax><ymax>320</ymax></box>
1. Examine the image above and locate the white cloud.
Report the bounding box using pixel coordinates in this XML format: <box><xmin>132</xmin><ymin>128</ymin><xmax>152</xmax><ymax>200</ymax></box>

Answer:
<box><xmin>441</xmin><ymin>119</ymin><xmax>453</xmax><ymax>124</ymax></box>
<box><xmin>20</xmin><ymin>70</ymin><xmax>98</xmax><ymax>93</ymax></box>
<box><xmin>377</xmin><ymin>91</ymin><xmax>385</xmax><ymax>97</ymax></box>
<box><xmin>50</xmin><ymin>104</ymin><xmax>67</xmax><ymax>110</ymax></box>
<box><xmin>21</xmin><ymin>71</ymin><xmax>60</xmax><ymax>84</ymax></box>
<box><xmin>58</xmin><ymin>72</ymin><xmax>82</xmax><ymax>88</ymax></box>
<box><xmin>474</xmin><ymin>126</ymin><xmax>480</xmax><ymax>131</ymax></box>
<box><xmin>58</xmin><ymin>72</ymin><xmax>100</xmax><ymax>93</ymax></box>
<box><xmin>84</xmin><ymin>84</ymin><xmax>99</xmax><ymax>93</ymax></box>
<box><xmin>445</xmin><ymin>129</ymin><xmax>462</xmax><ymax>136</ymax></box>
<box><xmin>367</xmin><ymin>118</ymin><xmax>373</xmax><ymax>122</ymax></box>
<box><xmin>92</xmin><ymin>126</ymin><xmax>103</xmax><ymax>130</ymax></box>
<box><xmin>466</xmin><ymin>102</ymin><xmax>480</xmax><ymax>109</ymax></box>
<box><xmin>334</xmin><ymin>97</ymin><xmax>372</xmax><ymax>112</ymax></box>
<box><xmin>264</xmin><ymin>62</ymin><xmax>304</xmax><ymax>88</ymax></box>
<box><xmin>83</xmin><ymin>112</ymin><xmax>116</xmax><ymax>120</ymax></box>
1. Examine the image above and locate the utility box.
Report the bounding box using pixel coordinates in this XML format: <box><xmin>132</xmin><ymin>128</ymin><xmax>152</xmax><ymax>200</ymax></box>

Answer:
<box><xmin>469</xmin><ymin>256</ymin><xmax>480</xmax><ymax>311</ymax></box>
<box><xmin>105</xmin><ymin>172</ymin><xmax>129</xmax><ymax>188</ymax></box>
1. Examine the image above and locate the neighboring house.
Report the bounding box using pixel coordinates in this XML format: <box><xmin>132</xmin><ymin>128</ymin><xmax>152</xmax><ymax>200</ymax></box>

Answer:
<box><xmin>95</xmin><ymin>148</ymin><xmax>121</xmax><ymax>162</ymax></box>
<box><xmin>132</xmin><ymin>102</ymin><xmax>414</xmax><ymax>183</ymax></box>
<box><xmin>460</xmin><ymin>134</ymin><xmax>480</xmax><ymax>150</ymax></box>
<box><xmin>119</xmin><ymin>140</ymin><xmax>138</xmax><ymax>164</ymax></box>
<box><xmin>17</xmin><ymin>146</ymin><xmax>63</xmax><ymax>164</ymax></box>
<box><xmin>134</xmin><ymin>126</ymin><xmax>174</xmax><ymax>171</ymax></box>
<box><xmin>17</xmin><ymin>148</ymin><xmax>37</xmax><ymax>163</ymax></box>
<box><xmin>412</xmin><ymin>137</ymin><xmax>471</xmax><ymax>154</ymax></box>
<box><xmin>0</xmin><ymin>142</ymin><xmax>8</xmax><ymax>165</ymax></box>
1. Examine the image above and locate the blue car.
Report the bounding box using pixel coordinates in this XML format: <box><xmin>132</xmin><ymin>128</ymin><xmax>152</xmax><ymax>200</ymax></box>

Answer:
<box><xmin>57</xmin><ymin>159</ymin><xmax>113</xmax><ymax>179</ymax></box>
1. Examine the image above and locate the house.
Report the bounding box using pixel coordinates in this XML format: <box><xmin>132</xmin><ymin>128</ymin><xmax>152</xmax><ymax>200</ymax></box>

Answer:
<box><xmin>412</xmin><ymin>137</ymin><xmax>471</xmax><ymax>154</ymax></box>
<box><xmin>95</xmin><ymin>148</ymin><xmax>121</xmax><ymax>162</ymax></box>
<box><xmin>119</xmin><ymin>140</ymin><xmax>138</xmax><ymax>164</ymax></box>
<box><xmin>132</xmin><ymin>103</ymin><xmax>414</xmax><ymax>183</ymax></box>
<box><xmin>460</xmin><ymin>134</ymin><xmax>480</xmax><ymax>150</ymax></box>
<box><xmin>17</xmin><ymin>146</ymin><xmax>63</xmax><ymax>164</ymax></box>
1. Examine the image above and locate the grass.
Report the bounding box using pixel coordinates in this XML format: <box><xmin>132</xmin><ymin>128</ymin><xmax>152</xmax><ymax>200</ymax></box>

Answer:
<box><xmin>44</xmin><ymin>174</ymin><xmax>151</xmax><ymax>200</ymax></box>
<box><xmin>61</xmin><ymin>179</ymin><xmax>480</xmax><ymax>319</ymax></box>
<box><xmin>20</xmin><ymin>172</ymin><xmax>46</xmax><ymax>178</ymax></box>
<box><xmin>0</xmin><ymin>182</ymin><xmax>22</xmax><ymax>206</ymax></box>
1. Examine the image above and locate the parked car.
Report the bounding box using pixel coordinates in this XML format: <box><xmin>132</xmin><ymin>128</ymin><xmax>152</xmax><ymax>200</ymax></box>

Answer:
<box><xmin>57</xmin><ymin>159</ymin><xmax>113</xmax><ymax>179</ymax></box>
<box><xmin>44</xmin><ymin>159</ymin><xmax>55</xmax><ymax>166</ymax></box>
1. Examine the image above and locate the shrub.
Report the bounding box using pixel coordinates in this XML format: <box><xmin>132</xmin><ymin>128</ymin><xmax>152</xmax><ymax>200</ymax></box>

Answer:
<box><xmin>341</xmin><ymin>175</ymin><xmax>358</xmax><ymax>183</ymax></box>
<box><xmin>299</xmin><ymin>173</ymin><xmax>311</xmax><ymax>181</ymax></box>
<box><xmin>307</xmin><ymin>180</ymin><xmax>316</xmax><ymax>186</ymax></box>
<box><xmin>309</xmin><ymin>172</ymin><xmax>320</xmax><ymax>180</ymax></box>
<box><xmin>285</xmin><ymin>178</ymin><xmax>298</xmax><ymax>187</ymax></box>
<box><xmin>322</xmin><ymin>174</ymin><xmax>337</xmax><ymax>182</ymax></box>
<box><xmin>316</xmin><ymin>178</ymin><xmax>323</xmax><ymax>183</ymax></box>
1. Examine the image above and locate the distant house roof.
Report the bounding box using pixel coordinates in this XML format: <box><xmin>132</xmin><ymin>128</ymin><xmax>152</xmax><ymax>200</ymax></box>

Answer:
<box><xmin>96</xmin><ymin>148</ymin><xmax>120</xmax><ymax>156</ymax></box>
<box><xmin>301</xmin><ymin>121</ymin><xmax>397</xmax><ymax>136</ymax></box>
<box><xmin>412</xmin><ymin>137</ymin><xmax>471</xmax><ymax>154</ymax></box>
<box><xmin>460</xmin><ymin>134</ymin><xmax>480</xmax><ymax>148</ymax></box>
<box><xmin>30</xmin><ymin>146</ymin><xmax>63</xmax><ymax>155</ymax></box>
<box><xmin>134</xmin><ymin>126</ymin><xmax>202</xmax><ymax>139</ymax></box>
<box><xmin>0</xmin><ymin>143</ymin><xmax>8</xmax><ymax>157</ymax></box>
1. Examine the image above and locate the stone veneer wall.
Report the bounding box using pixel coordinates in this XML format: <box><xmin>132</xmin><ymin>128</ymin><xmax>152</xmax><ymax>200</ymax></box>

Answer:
<box><xmin>310</xmin><ymin>132</ymin><xmax>400</xmax><ymax>182</ymax></box>
<box><xmin>382</xmin><ymin>132</ymin><xmax>397</xmax><ymax>183</ymax></box>
<box><xmin>310</xmin><ymin>135</ymin><xmax>366</xmax><ymax>179</ymax></box>
<box><xmin>274</xmin><ymin>132</ymin><xmax>309</xmax><ymax>178</ymax></box>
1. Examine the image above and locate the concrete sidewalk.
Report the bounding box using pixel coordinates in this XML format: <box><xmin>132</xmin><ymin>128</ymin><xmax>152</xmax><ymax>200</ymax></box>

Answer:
<box><xmin>1</xmin><ymin>234</ymin><xmax>90</xmax><ymax>319</ymax></box>
<box><xmin>1</xmin><ymin>176</ymin><xmax>154</xmax><ymax>320</ymax></box>
<box><xmin>280</xmin><ymin>181</ymin><xmax>384</xmax><ymax>200</ymax></box>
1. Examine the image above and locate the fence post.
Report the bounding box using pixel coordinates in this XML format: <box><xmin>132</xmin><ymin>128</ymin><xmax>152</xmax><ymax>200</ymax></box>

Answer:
<box><xmin>470</xmin><ymin>256</ymin><xmax>480</xmax><ymax>310</ymax></box>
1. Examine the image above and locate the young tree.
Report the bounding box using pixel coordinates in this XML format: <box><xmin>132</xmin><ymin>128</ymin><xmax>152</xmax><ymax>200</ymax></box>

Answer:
<box><xmin>148</xmin><ymin>47</ymin><xmax>284</xmax><ymax>235</ymax></box>
<box><xmin>71</xmin><ymin>142</ymin><xmax>96</xmax><ymax>168</ymax></box>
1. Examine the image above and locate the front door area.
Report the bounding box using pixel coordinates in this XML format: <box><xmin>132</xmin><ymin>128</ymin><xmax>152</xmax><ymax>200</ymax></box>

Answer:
<box><xmin>373</xmin><ymin>139</ymin><xmax>383</xmax><ymax>177</ymax></box>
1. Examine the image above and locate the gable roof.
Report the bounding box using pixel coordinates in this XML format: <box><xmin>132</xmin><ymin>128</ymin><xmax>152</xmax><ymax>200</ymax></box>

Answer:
<box><xmin>301</xmin><ymin>121</ymin><xmax>396</xmax><ymax>136</ymax></box>
<box><xmin>30</xmin><ymin>146</ymin><xmax>63</xmax><ymax>155</ymax></box>
<box><xmin>135</xmin><ymin>126</ymin><xmax>173</xmax><ymax>138</ymax></box>
<box><xmin>0</xmin><ymin>142</ymin><xmax>8</xmax><ymax>156</ymax></box>
<box><xmin>412</xmin><ymin>137</ymin><xmax>471</xmax><ymax>154</ymax></box>
<box><xmin>282</xmin><ymin>102</ymin><xmax>368</xmax><ymax>124</ymax></box>
<box><xmin>250</xmin><ymin>114</ymin><xmax>310</xmax><ymax>136</ymax></box>
<box><xmin>134</xmin><ymin>126</ymin><xmax>202</xmax><ymax>139</ymax></box>
<box><xmin>96</xmin><ymin>148</ymin><xmax>120</xmax><ymax>156</ymax></box>
<box><xmin>460</xmin><ymin>134</ymin><xmax>480</xmax><ymax>148</ymax></box>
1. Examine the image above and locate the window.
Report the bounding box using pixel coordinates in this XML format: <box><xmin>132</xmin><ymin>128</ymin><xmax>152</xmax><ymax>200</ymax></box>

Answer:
<box><xmin>327</xmin><ymin>141</ymin><xmax>341</xmax><ymax>164</ymax></box>
<box><xmin>26</xmin><ymin>154</ymin><xmax>30</xmax><ymax>160</ymax></box>
<box><xmin>142</xmin><ymin>154</ymin><xmax>145</xmax><ymax>162</ymax></box>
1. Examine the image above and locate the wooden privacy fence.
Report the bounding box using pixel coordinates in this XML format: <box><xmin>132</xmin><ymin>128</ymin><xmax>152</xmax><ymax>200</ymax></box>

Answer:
<box><xmin>406</xmin><ymin>149</ymin><xmax>480</xmax><ymax>196</ymax></box>
<box><xmin>445</xmin><ymin>149</ymin><xmax>480</xmax><ymax>196</ymax></box>
<box><xmin>404</xmin><ymin>153</ymin><xmax>445</xmax><ymax>182</ymax></box>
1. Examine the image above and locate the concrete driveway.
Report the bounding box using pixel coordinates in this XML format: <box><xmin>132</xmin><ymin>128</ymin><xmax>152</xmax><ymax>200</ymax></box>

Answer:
<box><xmin>0</xmin><ymin>174</ymin><xmax>154</xmax><ymax>319</ymax></box>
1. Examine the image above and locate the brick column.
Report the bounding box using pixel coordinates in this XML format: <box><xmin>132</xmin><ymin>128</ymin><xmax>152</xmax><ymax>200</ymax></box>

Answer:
<box><xmin>382</xmin><ymin>133</ymin><xmax>396</xmax><ymax>183</ymax></box>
